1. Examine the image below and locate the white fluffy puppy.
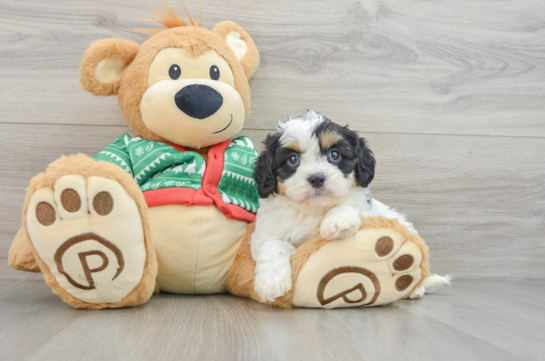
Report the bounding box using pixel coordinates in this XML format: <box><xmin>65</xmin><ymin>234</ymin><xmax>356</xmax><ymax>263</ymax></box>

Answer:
<box><xmin>251</xmin><ymin>111</ymin><xmax>447</xmax><ymax>302</ymax></box>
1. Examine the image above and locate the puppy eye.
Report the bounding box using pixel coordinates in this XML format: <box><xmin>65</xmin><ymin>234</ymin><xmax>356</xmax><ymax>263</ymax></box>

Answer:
<box><xmin>287</xmin><ymin>153</ymin><xmax>300</xmax><ymax>167</ymax></box>
<box><xmin>210</xmin><ymin>65</ymin><xmax>220</xmax><ymax>80</ymax></box>
<box><xmin>328</xmin><ymin>149</ymin><xmax>341</xmax><ymax>163</ymax></box>
<box><xmin>169</xmin><ymin>64</ymin><xmax>181</xmax><ymax>80</ymax></box>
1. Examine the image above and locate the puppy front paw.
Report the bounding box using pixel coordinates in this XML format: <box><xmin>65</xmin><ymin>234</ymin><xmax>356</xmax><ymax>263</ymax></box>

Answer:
<box><xmin>254</xmin><ymin>262</ymin><xmax>292</xmax><ymax>302</ymax></box>
<box><xmin>320</xmin><ymin>212</ymin><xmax>361</xmax><ymax>241</ymax></box>
<box><xmin>408</xmin><ymin>285</ymin><xmax>426</xmax><ymax>300</ymax></box>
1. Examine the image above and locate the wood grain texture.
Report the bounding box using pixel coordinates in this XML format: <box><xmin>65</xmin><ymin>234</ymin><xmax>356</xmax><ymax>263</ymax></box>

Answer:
<box><xmin>0</xmin><ymin>0</ymin><xmax>544</xmax><ymax>281</ymax></box>
<box><xmin>1</xmin><ymin>279</ymin><xmax>543</xmax><ymax>361</ymax></box>
<box><xmin>0</xmin><ymin>0</ymin><xmax>544</xmax><ymax>137</ymax></box>
<box><xmin>1</xmin><ymin>123</ymin><xmax>544</xmax><ymax>280</ymax></box>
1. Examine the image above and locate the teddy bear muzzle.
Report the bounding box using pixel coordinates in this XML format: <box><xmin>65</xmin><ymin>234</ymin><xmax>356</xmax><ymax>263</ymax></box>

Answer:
<box><xmin>175</xmin><ymin>84</ymin><xmax>224</xmax><ymax>119</ymax></box>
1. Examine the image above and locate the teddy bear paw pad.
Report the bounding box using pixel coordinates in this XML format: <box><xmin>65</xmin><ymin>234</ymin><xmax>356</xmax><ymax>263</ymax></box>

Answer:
<box><xmin>27</xmin><ymin>175</ymin><xmax>147</xmax><ymax>305</ymax></box>
<box><xmin>292</xmin><ymin>226</ymin><xmax>424</xmax><ymax>309</ymax></box>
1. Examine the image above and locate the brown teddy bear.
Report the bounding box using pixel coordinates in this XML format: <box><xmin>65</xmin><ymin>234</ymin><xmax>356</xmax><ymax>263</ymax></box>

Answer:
<box><xmin>8</xmin><ymin>2</ymin><xmax>431</xmax><ymax>309</ymax></box>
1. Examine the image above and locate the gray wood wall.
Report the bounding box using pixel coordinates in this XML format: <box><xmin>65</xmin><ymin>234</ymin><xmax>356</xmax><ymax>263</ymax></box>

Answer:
<box><xmin>1</xmin><ymin>0</ymin><xmax>544</xmax><ymax>280</ymax></box>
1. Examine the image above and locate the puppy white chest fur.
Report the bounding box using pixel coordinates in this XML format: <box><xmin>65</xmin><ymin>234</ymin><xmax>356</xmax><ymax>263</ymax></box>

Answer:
<box><xmin>253</xmin><ymin>196</ymin><xmax>329</xmax><ymax>249</ymax></box>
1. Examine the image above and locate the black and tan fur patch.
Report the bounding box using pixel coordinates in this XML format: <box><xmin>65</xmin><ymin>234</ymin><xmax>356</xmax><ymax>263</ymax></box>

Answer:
<box><xmin>318</xmin><ymin>130</ymin><xmax>342</xmax><ymax>150</ymax></box>
<box><xmin>253</xmin><ymin>113</ymin><xmax>377</xmax><ymax>198</ymax></box>
<box><xmin>276</xmin><ymin>177</ymin><xmax>286</xmax><ymax>195</ymax></box>
<box><xmin>281</xmin><ymin>140</ymin><xmax>302</xmax><ymax>153</ymax></box>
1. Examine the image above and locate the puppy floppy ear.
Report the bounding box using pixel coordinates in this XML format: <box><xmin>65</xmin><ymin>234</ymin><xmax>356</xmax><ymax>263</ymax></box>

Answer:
<box><xmin>79</xmin><ymin>39</ymin><xmax>140</xmax><ymax>96</ymax></box>
<box><xmin>254</xmin><ymin>134</ymin><xmax>281</xmax><ymax>198</ymax></box>
<box><xmin>212</xmin><ymin>21</ymin><xmax>260</xmax><ymax>79</ymax></box>
<box><xmin>355</xmin><ymin>137</ymin><xmax>376</xmax><ymax>188</ymax></box>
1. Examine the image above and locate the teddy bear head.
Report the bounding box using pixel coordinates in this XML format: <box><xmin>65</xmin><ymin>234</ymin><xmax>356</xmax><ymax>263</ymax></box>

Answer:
<box><xmin>79</xmin><ymin>3</ymin><xmax>259</xmax><ymax>149</ymax></box>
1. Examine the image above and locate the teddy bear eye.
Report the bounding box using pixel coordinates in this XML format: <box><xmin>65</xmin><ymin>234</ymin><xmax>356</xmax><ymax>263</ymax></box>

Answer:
<box><xmin>169</xmin><ymin>64</ymin><xmax>181</xmax><ymax>80</ymax></box>
<box><xmin>209</xmin><ymin>65</ymin><xmax>220</xmax><ymax>80</ymax></box>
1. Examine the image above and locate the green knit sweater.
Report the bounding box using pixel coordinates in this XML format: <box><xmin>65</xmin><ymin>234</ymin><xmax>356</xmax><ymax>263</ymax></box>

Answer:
<box><xmin>94</xmin><ymin>134</ymin><xmax>260</xmax><ymax>215</ymax></box>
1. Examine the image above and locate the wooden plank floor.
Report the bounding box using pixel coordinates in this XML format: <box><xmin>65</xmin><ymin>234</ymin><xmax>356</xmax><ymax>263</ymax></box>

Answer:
<box><xmin>1</xmin><ymin>279</ymin><xmax>543</xmax><ymax>361</ymax></box>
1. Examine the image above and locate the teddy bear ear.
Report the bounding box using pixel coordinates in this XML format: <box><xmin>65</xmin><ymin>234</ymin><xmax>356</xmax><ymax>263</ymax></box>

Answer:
<box><xmin>212</xmin><ymin>21</ymin><xmax>260</xmax><ymax>80</ymax></box>
<box><xmin>79</xmin><ymin>39</ymin><xmax>140</xmax><ymax>96</ymax></box>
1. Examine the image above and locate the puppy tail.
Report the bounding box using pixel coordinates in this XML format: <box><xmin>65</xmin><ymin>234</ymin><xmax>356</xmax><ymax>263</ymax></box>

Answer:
<box><xmin>423</xmin><ymin>274</ymin><xmax>452</xmax><ymax>294</ymax></box>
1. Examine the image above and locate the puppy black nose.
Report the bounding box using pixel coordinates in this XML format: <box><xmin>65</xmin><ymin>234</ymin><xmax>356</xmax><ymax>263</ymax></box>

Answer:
<box><xmin>175</xmin><ymin>84</ymin><xmax>223</xmax><ymax>119</ymax></box>
<box><xmin>308</xmin><ymin>174</ymin><xmax>326</xmax><ymax>188</ymax></box>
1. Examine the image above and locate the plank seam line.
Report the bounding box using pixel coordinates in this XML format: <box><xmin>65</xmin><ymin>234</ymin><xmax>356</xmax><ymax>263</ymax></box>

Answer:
<box><xmin>1</xmin><ymin>122</ymin><xmax>544</xmax><ymax>140</ymax></box>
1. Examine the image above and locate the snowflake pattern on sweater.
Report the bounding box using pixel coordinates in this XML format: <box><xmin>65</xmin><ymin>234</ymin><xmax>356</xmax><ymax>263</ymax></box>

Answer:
<box><xmin>94</xmin><ymin>134</ymin><xmax>259</xmax><ymax>214</ymax></box>
<box><xmin>221</xmin><ymin>137</ymin><xmax>260</xmax><ymax>213</ymax></box>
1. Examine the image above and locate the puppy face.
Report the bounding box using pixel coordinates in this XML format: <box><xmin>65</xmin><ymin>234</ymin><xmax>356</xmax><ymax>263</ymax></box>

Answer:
<box><xmin>254</xmin><ymin>111</ymin><xmax>375</xmax><ymax>206</ymax></box>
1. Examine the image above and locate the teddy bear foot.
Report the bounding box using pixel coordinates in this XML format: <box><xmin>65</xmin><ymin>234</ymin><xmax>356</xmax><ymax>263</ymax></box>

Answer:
<box><xmin>24</xmin><ymin>156</ymin><xmax>157</xmax><ymax>309</ymax></box>
<box><xmin>291</xmin><ymin>217</ymin><xmax>430</xmax><ymax>309</ymax></box>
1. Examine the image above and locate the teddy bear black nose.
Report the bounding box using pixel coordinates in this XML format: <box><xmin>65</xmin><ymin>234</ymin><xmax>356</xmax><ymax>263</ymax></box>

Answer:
<box><xmin>174</xmin><ymin>84</ymin><xmax>223</xmax><ymax>119</ymax></box>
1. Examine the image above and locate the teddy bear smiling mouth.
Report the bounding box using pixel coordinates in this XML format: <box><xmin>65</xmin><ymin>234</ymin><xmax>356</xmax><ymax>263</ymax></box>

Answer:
<box><xmin>211</xmin><ymin>114</ymin><xmax>233</xmax><ymax>134</ymax></box>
